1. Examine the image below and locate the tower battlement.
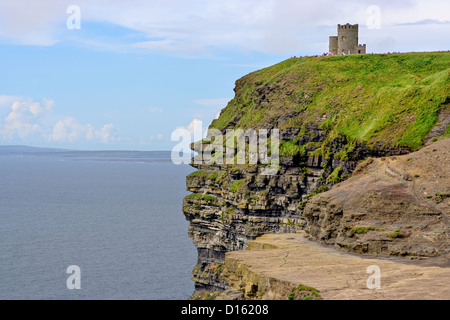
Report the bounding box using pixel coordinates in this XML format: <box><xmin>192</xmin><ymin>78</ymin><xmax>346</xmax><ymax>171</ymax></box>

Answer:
<box><xmin>329</xmin><ymin>23</ymin><xmax>366</xmax><ymax>55</ymax></box>
<box><xmin>338</xmin><ymin>23</ymin><xmax>359</xmax><ymax>30</ymax></box>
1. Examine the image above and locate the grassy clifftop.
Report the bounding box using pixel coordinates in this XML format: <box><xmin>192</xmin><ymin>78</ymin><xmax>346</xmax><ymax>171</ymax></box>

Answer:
<box><xmin>211</xmin><ymin>52</ymin><xmax>450</xmax><ymax>151</ymax></box>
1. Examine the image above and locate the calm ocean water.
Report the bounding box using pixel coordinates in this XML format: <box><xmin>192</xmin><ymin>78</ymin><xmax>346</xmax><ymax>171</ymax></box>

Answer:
<box><xmin>0</xmin><ymin>154</ymin><xmax>197</xmax><ymax>300</ymax></box>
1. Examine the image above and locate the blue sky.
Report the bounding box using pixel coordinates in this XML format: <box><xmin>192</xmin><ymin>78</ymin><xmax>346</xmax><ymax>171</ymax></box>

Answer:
<box><xmin>0</xmin><ymin>0</ymin><xmax>449</xmax><ymax>150</ymax></box>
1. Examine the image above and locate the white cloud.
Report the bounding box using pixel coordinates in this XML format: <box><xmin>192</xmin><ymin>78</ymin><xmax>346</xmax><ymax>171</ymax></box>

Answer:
<box><xmin>0</xmin><ymin>0</ymin><xmax>448</xmax><ymax>54</ymax></box>
<box><xmin>96</xmin><ymin>124</ymin><xmax>115</xmax><ymax>143</ymax></box>
<box><xmin>48</xmin><ymin>117</ymin><xmax>81</xmax><ymax>142</ymax></box>
<box><xmin>0</xmin><ymin>99</ymin><xmax>53</xmax><ymax>139</ymax></box>
<box><xmin>47</xmin><ymin>118</ymin><xmax>115</xmax><ymax>143</ymax></box>
<box><xmin>0</xmin><ymin>1</ymin><xmax>65</xmax><ymax>45</ymax></box>
<box><xmin>0</xmin><ymin>97</ymin><xmax>116</xmax><ymax>144</ymax></box>
<box><xmin>0</xmin><ymin>95</ymin><xmax>23</xmax><ymax>108</ymax></box>
<box><xmin>176</xmin><ymin>119</ymin><xmax>207</xmax><ymax>139</ymax></box>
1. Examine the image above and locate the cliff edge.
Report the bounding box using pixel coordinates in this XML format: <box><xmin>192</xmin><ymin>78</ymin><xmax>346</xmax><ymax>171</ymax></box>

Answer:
<box><xmin>183</xmin><ymin>52</ymin><xmax>450</xmax><ymax>297</ymax></box>
<box><xmin>217</xmin><ymin>232</ymin><xmax>450</xmax><ymax>300</ymax></box>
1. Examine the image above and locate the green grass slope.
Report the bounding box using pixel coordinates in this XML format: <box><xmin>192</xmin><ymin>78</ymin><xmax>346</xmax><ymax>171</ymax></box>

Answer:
<box><xmin>211</xmin><ymin>52</ymin><xmax>450</xmax><ymax>152</ymax></box>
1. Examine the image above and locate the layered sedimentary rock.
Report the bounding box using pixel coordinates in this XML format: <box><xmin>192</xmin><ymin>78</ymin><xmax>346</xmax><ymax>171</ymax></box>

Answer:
<box><xmin>182</xmin><ymin>52</ymin><xmax>450</xmax><ymax>296</ymax></box>
<box><xmin>216</xmin><ymin>140</ymin><xmax>450</xmax><ymax>300</ymax></box>
<box><xmin>182</xmin><ymin>130</ymin><xmax>412</xmax><ymax>292</ymax></box>
<box><xmin>303</xmin><ymin>138</ymin><xmax>450</xmax><ymax>258</ymax></box>
<box><xmin>183</xmin><ymin>154</ymin><xmax>314</xmax><ymax>291</ymax></box>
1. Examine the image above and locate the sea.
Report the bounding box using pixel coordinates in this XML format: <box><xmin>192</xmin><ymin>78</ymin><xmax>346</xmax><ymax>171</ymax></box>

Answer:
<box><xmin>0</xmin><ymin>150</ymin><xmax>197</xmax><ymax>300</ymax></box>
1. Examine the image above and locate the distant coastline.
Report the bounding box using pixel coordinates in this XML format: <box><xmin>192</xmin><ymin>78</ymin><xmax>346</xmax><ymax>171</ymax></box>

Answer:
<box><xmin>0</xmin><ymin>145</ymin><xmax>186</xmax><ymax>163</ymax></box>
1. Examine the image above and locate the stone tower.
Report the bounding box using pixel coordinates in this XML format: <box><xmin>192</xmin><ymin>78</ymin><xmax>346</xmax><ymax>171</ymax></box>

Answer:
<box><xmin>329</xmin><ymin>23</ymin><xmax>366</xmax><ymax>55</ymax></box>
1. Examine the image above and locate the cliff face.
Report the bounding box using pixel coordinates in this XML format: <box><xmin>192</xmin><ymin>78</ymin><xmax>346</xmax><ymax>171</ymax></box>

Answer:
<box><xmin>183</xmin><ymin>151</ymin><xmax>320</xmax><ymax>291</ymax></box>
<box><xmin>183</xmin><ymin>52</ymin><xmax>450</xmax><ymax>295</ymax></box>
<box><xmin>304</xmin><ymin>138</ymin><xmax>450</xmax><ymax>258</ymax></box>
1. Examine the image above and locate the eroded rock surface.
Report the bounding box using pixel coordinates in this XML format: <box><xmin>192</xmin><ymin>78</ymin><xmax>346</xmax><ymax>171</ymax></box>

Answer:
<box><xmin>304</xmin><ymin>138</ymin><xmax>450</xmax><ymax>259</ymax></box>
<box><xmin>218</xmin><ymin>232</ymin><xmax>450</xmax><ymax>300</ymax></box>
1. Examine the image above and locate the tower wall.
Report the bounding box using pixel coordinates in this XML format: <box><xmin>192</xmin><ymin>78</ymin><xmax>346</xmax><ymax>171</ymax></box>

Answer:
<box><xmin>329</xmin><ymin>36</ymin><xmax>338</xmax><ymax>55</ymax></box>
<box><xmin>337</xmin><ymin>23</ymin><xmax>359</xmax><ymax>55</ymax></box>
<box><xmin>356</xmin><ymin>44</ymin><xmax>366</xmax><ymax>54</ymax></box>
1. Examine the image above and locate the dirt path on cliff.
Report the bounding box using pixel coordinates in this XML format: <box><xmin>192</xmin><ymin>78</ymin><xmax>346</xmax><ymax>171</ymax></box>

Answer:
<box><xmin>222</xmin><ymin>232</ymin><xmax>450</xmax><ymax>300</ymax></box>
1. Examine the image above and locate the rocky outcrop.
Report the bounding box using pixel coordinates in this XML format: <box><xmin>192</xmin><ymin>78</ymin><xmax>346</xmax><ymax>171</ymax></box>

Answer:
<box><xmin>182</xmin><ymin>52</ymin><xmax>450</xmax><ymax>298</ymax></box>
<box><xmin>182</xmin><ymin>131</ymin><xmax>412</xmax><ymax>293</ymax></box>
<box><xmin>193</xmin><ymin>138</ymin><xmax>450</xmax><ymax>301</ymax></box>
<box><xmin>303</xmin><ymin>138</ymin><xmax>450</xmax><ymax>259</ymax></box>
<box><xmin>183</xmin><ymin>154</ymin><xmax>313</xmax><ymax>291</ymax></box>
